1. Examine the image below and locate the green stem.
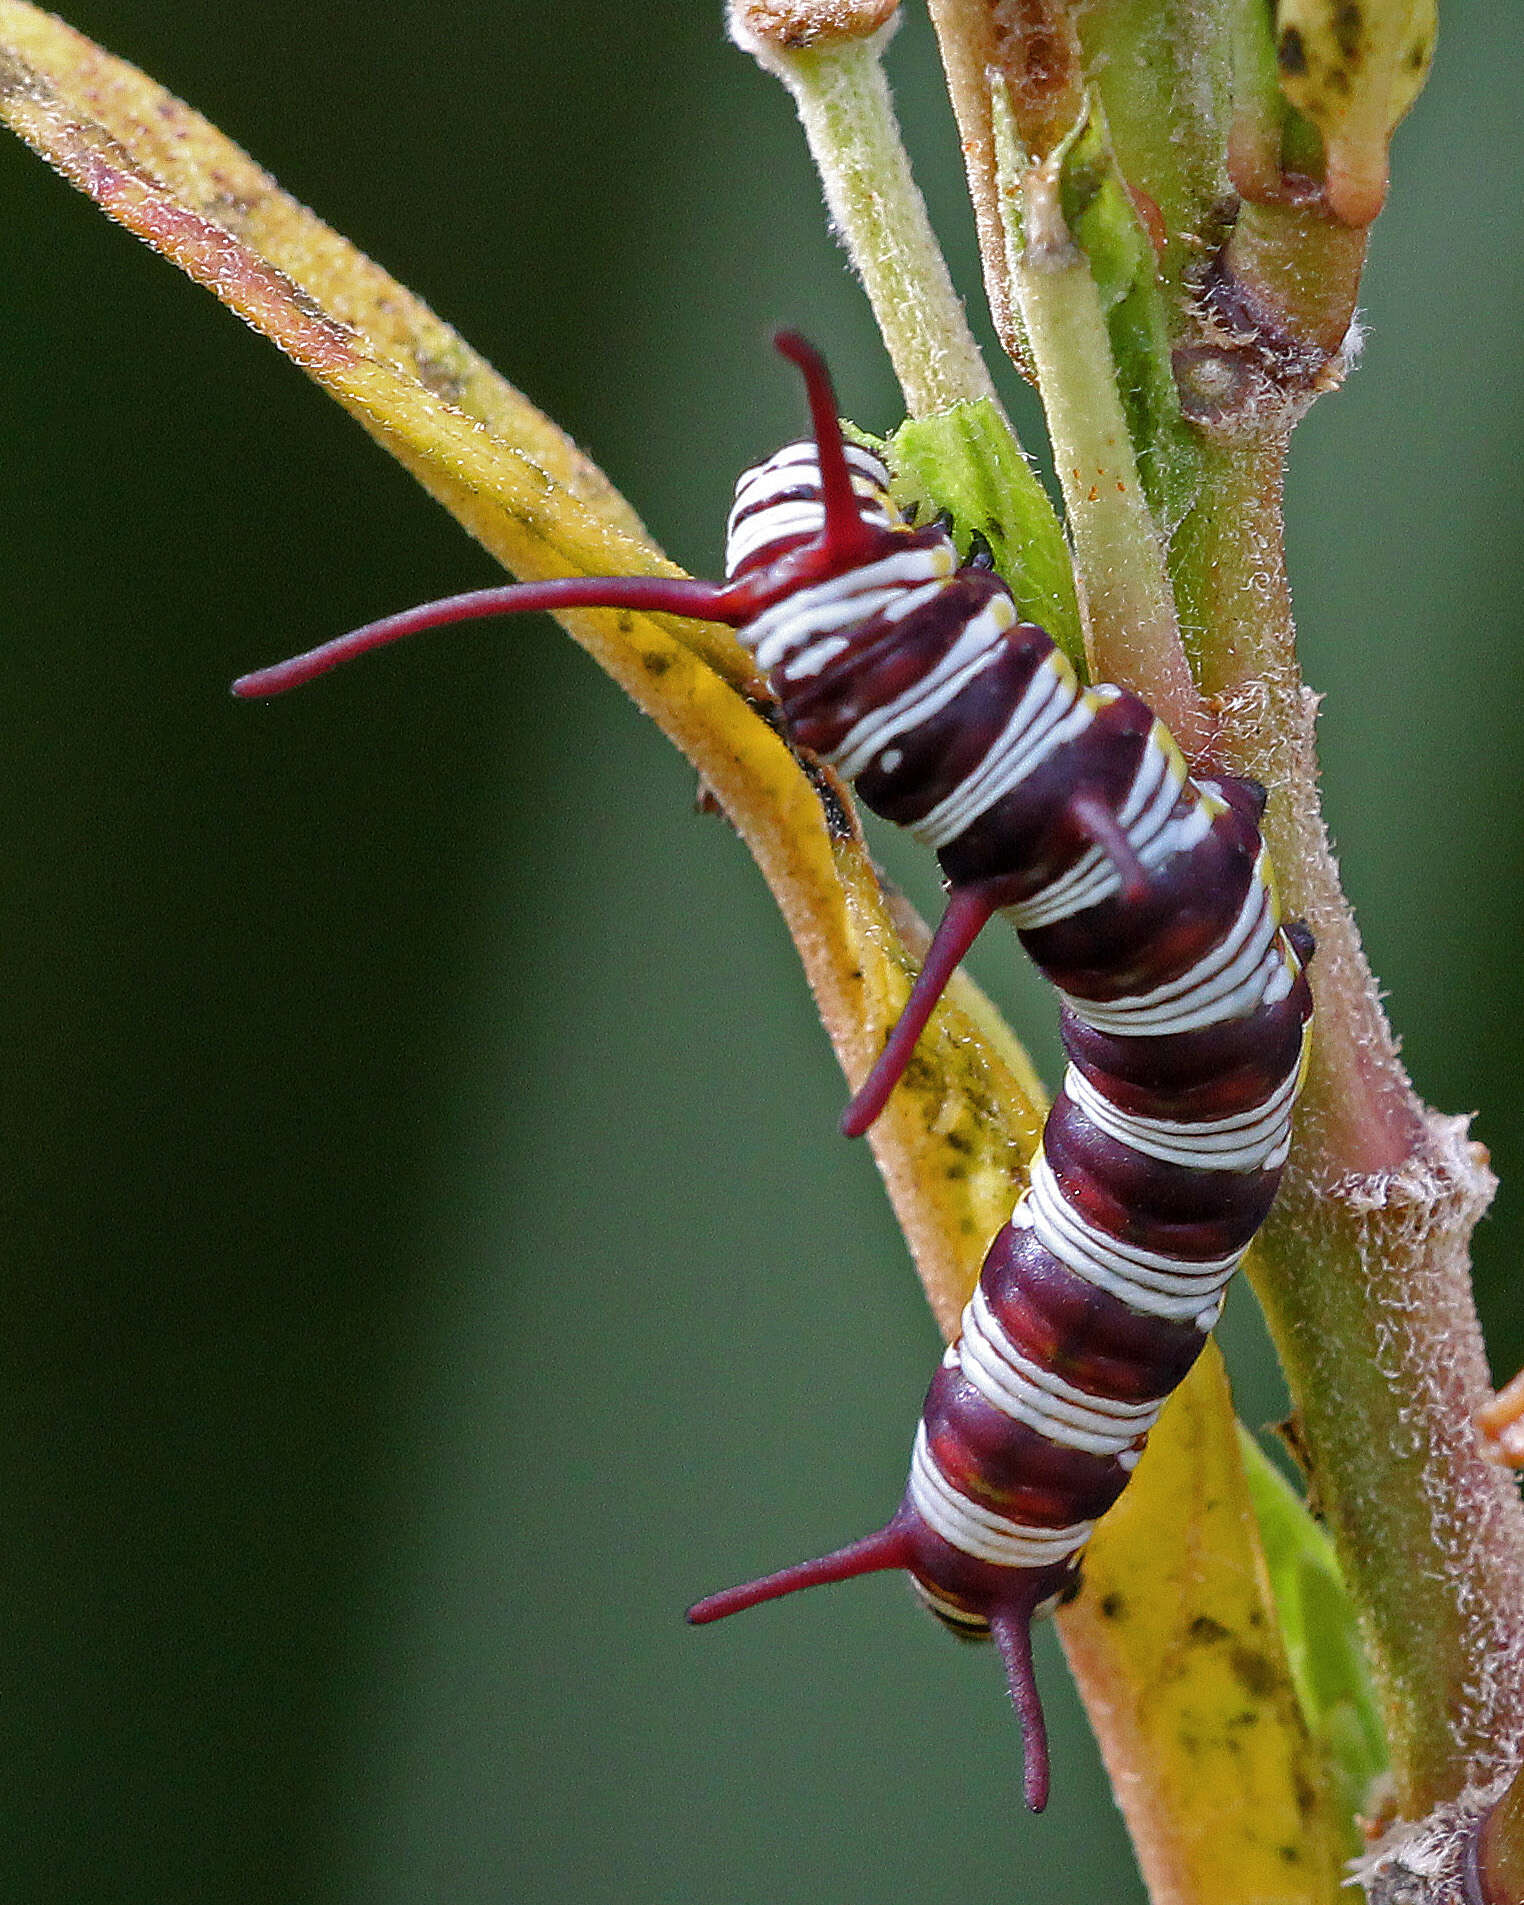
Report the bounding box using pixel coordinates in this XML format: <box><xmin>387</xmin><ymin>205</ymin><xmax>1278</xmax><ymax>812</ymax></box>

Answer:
<box><xmin>1212</xmin><ymin>198</ymin><xmax>1369</xmax><ymax>375</ymax></box>
<box><xmin>991</xmin><ymin>87</ymin><xmax>1210</xmax><ymax>756</ymax></box>
<box><xmin>1225</xmin><ymin>0</ymin><xmax>1287</xmax><ymax>201</ymax></box>
<box><xmin>1173</xmin><ymin>434</ymin><xmax>1524</xmax><ymax>1812</ymax></box>
<box><xmin>731</xmin><ymin>24</ymin><xmax>1001</xmax><ymax>418</ymax></box>
<box><xmin>1073</xmin><ymin>0</ymin><xmax>1232</xmax><ymax>290</ymax></box>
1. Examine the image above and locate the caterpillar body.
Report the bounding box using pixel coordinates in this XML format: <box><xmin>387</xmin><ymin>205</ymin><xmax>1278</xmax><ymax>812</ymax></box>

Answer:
<box><xmin>235</xmin><ymin>334</ymin><xmax>1314</xmax><ymax>1813</ymax></box>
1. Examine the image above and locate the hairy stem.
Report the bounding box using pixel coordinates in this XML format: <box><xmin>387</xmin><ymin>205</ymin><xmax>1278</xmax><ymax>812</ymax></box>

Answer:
<box><xmin>1173</xmin><ymin>433</ymin><xmax>1524</xmax><ymax>1811</ymax></box>
<box><xmin>1072</xmin><ymin>0</ymin><xmax>1232</xmax><ymax>289</ymax></box>
<box><xmin>729</xmin><ymin>14</ymin><xmax>1000</xmax><ymax>418</ymax></box>
<box><xmin>922</xmin><ymin>0</ymin><xmax>1086</xmax><ymax>377</ymax></box>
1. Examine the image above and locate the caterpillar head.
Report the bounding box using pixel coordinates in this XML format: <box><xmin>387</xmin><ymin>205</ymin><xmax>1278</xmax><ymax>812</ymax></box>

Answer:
<box><xmin>232</xmin><ymin>333</ymin><xmax>901</xmax><ymax>698</ymax></box>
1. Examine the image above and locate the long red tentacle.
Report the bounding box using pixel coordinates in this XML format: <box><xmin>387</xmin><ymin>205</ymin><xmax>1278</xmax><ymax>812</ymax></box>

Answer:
<box><xmin>234</xmin><ymin>333</ymin><xmax>875</xmax><ymax>700</ymax></box>
<box><xmin>990</xmin><ymin>1598</ymin><xmax>1052</xmax><ymax>1814</ymax></box>
<box><xmin>686</xmin><ymin>1522</ymin><xmax>914</xmax><ymax>1626</ymax></box>
<box><xmin>773</xmin><ymin>330</ymin><xmax>882</xmax><ymax>569</ymax></box>
<box><xmin>231</xmin><ymin>574</ymin><xmax>746</xmax><ymax>698</ymax></box>
<box><xmin>840</xmin><ymin>883</ymin><xmax>1003</xmax><ymax>1139</ymax></box>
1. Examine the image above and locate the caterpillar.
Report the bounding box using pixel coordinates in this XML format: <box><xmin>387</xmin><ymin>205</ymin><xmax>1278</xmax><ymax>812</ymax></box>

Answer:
<box><xmin>234</xmin><ymin>332</ymin><xmax>1314</xmax><ymax>1814</ymax></box>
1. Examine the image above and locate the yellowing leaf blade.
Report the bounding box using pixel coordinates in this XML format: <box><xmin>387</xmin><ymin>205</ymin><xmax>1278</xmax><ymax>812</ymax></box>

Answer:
<box><xmin>0</xmin><ymin>0</ymin><xmax>1042</xmax><ymax>1335</ymax></box>
<box><xmin>1059</xmin><ymin>1341</ymin><xmax>1349</xmax><ymax>1904</ymax></box>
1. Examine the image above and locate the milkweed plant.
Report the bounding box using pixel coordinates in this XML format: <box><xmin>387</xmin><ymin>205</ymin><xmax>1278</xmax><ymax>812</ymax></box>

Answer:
<box><xmin>2</xmin><ymin>1</ymin><xmax>1519</xmax><ymax>1899</ymax></box>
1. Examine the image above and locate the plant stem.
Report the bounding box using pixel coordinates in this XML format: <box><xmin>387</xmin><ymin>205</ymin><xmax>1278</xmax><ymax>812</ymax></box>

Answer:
<box><xmin>1172</xmin><ymin>433</ymin><xmax>1524</xmax><ymax>1811</ymax></box>
<box><xmin>922</xmin><ymin>0</ymin><xmax>1086</xmax><ymax>379</ymax></box>
<box><xmin>1209</xmin><ymin>197</ymin><xmax>1369</xmax><ymax>380</ymax></box>
<box><xmin>729</xmin><ymin>22</ymin><xmax>1001</xmax><ymax>418</ymax></box>
<box><xmin>992</xmin><ymin>90</ymin><xmax>1211</xmax><ymax>756</ymax></box>
<box><xmin>1073</xmin><ymin>0</ymin><xmax>1232</xmax><ymax>289</ymax></box>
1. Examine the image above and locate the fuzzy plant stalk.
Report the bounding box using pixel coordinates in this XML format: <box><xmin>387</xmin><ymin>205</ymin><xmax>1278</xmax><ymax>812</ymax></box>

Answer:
<box><xmin>0</xmin><ymin>0</ymin><xmax>1519</xmax><ymax>1900</ymax></box>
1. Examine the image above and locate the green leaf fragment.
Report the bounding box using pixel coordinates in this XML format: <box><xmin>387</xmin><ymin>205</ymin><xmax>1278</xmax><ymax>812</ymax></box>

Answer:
<box><xmin>880</xmin><ymin>401</ymin><xmax>1085</xmax><ymax>676</ymax></box>
<box><xmin>1059</xmin><ymin>110</ymin><xmax>1202</xmax><ymax>535</ymax></box>
<box><xmin>1239</xmin><ymin>1427</ymin><xmax>1390</xmax><ymax>1839</ymax></box>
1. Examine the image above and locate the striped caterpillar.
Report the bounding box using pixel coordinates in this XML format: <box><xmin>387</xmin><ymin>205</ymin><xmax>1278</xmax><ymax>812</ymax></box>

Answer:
<box><xmin>235</xmin><ymin>333</ymin><xmax>1314</xmax><ymax>1813</ymax></box>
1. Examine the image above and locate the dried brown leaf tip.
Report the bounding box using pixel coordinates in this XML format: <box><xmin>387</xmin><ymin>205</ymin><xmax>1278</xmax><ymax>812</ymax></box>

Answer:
<box><xmin>729</xmin><ymin>0</ymin><xmax>899</xmax><ymax>51</ymax></box>
<box><xmin>989</xmin><ymin>0</ymin><xmax>1083</xmax><ymax>159</ymax></box>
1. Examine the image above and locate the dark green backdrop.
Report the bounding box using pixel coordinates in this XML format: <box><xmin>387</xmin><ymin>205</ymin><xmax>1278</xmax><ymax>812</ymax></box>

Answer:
<box><xmin>3</xmin><ymin>5</ymin><xmax>1519</xmax><ymax>1901</ymax></box>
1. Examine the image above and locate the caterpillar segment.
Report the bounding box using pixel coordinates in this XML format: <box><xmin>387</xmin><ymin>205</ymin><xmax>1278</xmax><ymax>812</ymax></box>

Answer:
<box><xmin>234</xmin><ymin>332</ymin><xmax>1314</xmax><ymax>1814</ymax></box>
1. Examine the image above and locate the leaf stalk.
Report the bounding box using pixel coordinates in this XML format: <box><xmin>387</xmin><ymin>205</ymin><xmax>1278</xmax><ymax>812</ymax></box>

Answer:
<box><xmin>728</xmin><ymin>10</ymin><xmax>1000</xmax><ymax>419</ymax></box>
<box><xmin>990</xmin><ymin>84</ymin><xmax>1211</xmax><ymax>758</ymax></box>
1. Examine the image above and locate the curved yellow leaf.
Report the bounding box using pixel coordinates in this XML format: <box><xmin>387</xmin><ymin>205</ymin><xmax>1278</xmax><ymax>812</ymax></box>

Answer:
<box><xmin>0</xmin><ymin>0</ymin><xmax>1041</xmax><ymax>1331</ymax></box>
<box><xmin>1059</xmin><ymin>1339</ymin><xmax>1347</xmax><ymax>1905</ymax></box>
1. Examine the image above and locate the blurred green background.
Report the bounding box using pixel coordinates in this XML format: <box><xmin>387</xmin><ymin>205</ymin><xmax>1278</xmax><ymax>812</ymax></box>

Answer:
<box><xmin>2</xmin><ymin>4</ymin><xmax>1520</xmax><ymax>1901</ymax></box>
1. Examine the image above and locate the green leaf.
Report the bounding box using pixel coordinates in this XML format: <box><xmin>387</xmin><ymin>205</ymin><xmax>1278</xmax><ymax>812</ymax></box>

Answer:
<box><xmin>881</xmin><ymin>400</ymin><xmax>1086</xmax><ymax>674</ymax></box>
<box><xmin>1240</xmin><ymin>1427</ymin><xmax>1390</xmax><ymax>1840</ymax></box>
<box><xmin>1060</xmin><ymin>107</ymin><xmax>1203</xmax><ymax>534</ymax></box>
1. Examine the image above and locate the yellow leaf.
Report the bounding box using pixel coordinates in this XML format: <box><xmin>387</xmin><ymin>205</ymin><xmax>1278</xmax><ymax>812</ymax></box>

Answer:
<box><xmin>1274</xmin><ymin>0</ymin><xmax>1436</xmax><ymax>224</ymax></box>
<box><xmin>1060</xmin><ymin>1339</ymin><xmax>1348</xmax><ymax>1904</ymax></box>
<box><xmin>0</xmin><ymin>0</ymin><xmax>1042</xmax><ymax>1331</ymax></box>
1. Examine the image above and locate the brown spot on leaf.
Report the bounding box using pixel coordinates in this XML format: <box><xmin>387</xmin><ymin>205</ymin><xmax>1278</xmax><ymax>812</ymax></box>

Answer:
<box><xmin>284</xmin><ymin>276</ymin><xmax>351</xmax><ymax>334</ymax></box>
<box><xmin>1277</xmin><ymin>25</ymin><xmax>1308</xmax><ymax>75</ymax></box>
<box><xmin>1269</xmin><ymin>1413</ymin><xmax>1321</xmax><ymax>1504</ymax></box>
<box><xmin>1334</xmin><ymin>3</ymin><xmax>1363</xmax><ymax>63</ymax></box>
<box><xmin>83</xmin><ymin>125</ymin><xmax>149</xmax><ymax>181</ymax></box>
<box><xmin>1099</xmin><ymin>1591</ymin><xmax>1126</xmax><ymax>1620</ymax></box>
<box><xmin>1229</xmin><ymin>1643</ymin><xmax>1280</xmax><ymax>1699</ymax></box>
<box><xmin>414</xmin><ymin>350</ymin><xmax>470</xmax><ymax>408</ymax></box>
<box><xmin>1188</xmin><ymin>1613</ymin><xmax>1230</xmax><ymax>1644</ymax></box>
<box><xmin>204</xmin><ymin>184</ymin><xmax>260</xmax><ymax>229</ymax></box>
